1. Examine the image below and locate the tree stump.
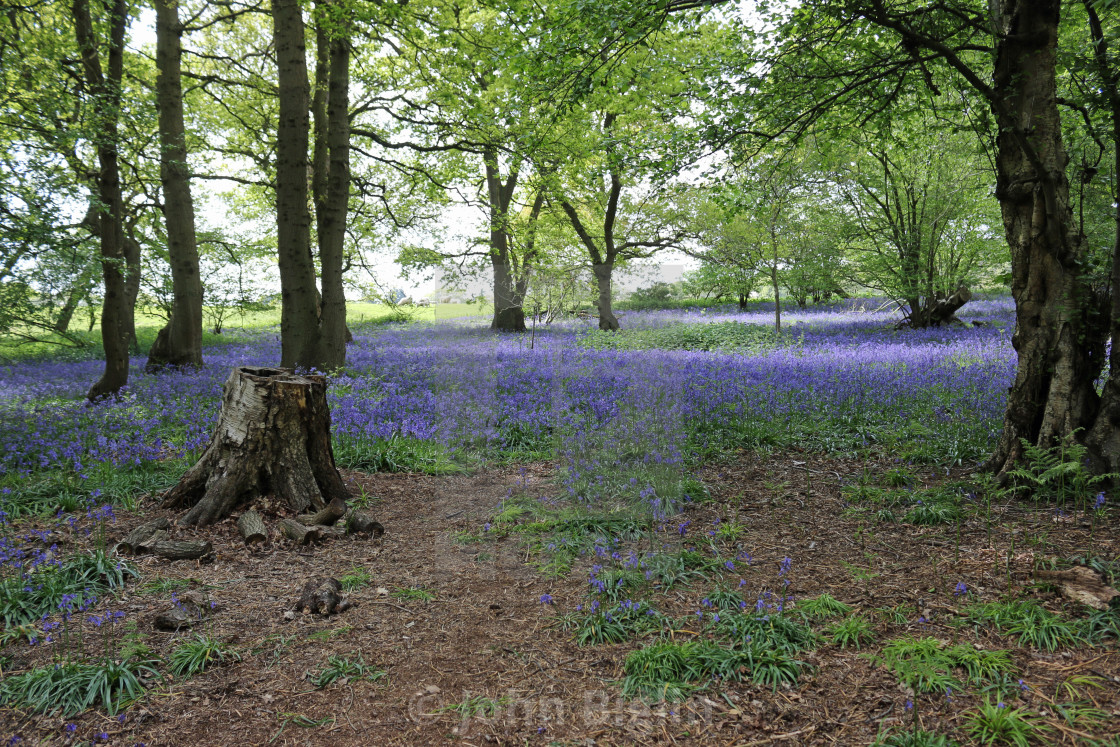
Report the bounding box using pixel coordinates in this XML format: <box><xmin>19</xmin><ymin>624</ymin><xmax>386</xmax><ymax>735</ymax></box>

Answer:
<box><xmin>162</xmin><ymin>367</ymin><xmax>350</xmax><ymax>526</ymax></box>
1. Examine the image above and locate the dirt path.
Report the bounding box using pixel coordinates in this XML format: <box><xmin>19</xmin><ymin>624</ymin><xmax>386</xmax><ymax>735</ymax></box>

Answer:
<box><xmin>2</xmin><ymin>456</ymin><xmax>1118</xmax><ymax>746</ymax></box>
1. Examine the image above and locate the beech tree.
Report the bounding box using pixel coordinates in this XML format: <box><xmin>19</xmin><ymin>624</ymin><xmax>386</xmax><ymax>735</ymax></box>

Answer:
<box><xmin>146</xmin><ymin>0</ymin><xmax>204</xmax><ymax>370</ymax></box>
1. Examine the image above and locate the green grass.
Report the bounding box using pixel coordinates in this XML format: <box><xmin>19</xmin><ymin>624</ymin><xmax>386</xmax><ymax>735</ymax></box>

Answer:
<box><xmin>437</xmin><ymin>694</ymin><xmax>510</xmax><ymax>718</ymax></box>
<box><xmin>309</xmin><ymin>653</ymin><xmax>387</xmax><ymax>688</ymax></box>
<box><xmin>827</xmin><ymin>614</ymin><xmax>876</xmax><ymax>650</ymax></box>
<box><xmin>578</xmin><ymin>321</ymin><xmax>794</xmax><ymax>354</ymax></box>
<box><xmin>168</xmin><ymin>634</ymin><xmax>241</xmax><ymax>677</ymax></box>
<box><xmin>338</xmin><ymin>566</ymin><xmax>372</xmax><ymax>592</ymax></box>
<box><xmin>795</xmin><ymin>593</ymin><xmax>853</xmax><ymax>621</ymax></box>
<box><xmin>393</xmin><ymin>586</ymin><xmax>436</xmax><ymax>603</ymax></box>
<box><xmin>334</xmin><ymin>434</ymin><xmax>466</xmax><ymax>474</ymax></box>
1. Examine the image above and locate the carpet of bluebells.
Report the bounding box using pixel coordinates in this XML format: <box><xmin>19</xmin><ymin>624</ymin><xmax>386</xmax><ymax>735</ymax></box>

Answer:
<box><xmin>0</xmin><ymin>296</ymin><xmax>1015</xmax><ymax>518</ymax></box>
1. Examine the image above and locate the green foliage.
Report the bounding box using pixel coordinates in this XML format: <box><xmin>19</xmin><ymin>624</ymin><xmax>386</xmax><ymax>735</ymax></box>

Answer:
<box><xmin>556</xmin><ymin>600</ymin><xmax>666</xmax><ymax>645</ymax></box>
<box><xmin>964</xmin><ymin>699</ymin><xmax>1049</xmax><ymax>747</ymax></box>
<box><xmin>338</xmin><ymin>566</ymin><xmax>372</xmax><ymax>592</ymax></box>
<box><xmin>0</xmin><ymin>658</ymin><xmax>158</xmax><ymax>717</ymax></box>
<box><xmin>579</xmin><ymin>321</ymin><xmax>791</xmax><ymax>354</ymax></box>
<box><xmin>1007</xmin><ymin>437</ymin><xmax>1115</xmax><ymax>509</ymax></box>
<box><xmin>873</xmin><ymin>637</ymin><xmax>1016</xmax><ymax>694</ymax></box>
<box><xmin>310</xmin><ymin>653</ymin><xmax>387</xmax><ymax>688</ymax></box>
<box><xmin>621</xmin><ymin>639</ymin><xmax>805</xmax><ymax>700</ymax></box>
<box><xmin>707</xmin><ymin>611</ymin><xmax>818</xmax><ymax>653</ymax></box>
<box><xmin>795</xmin><ymin>593</ymin><xmax>852</xmax><ymax>621</ymax></box>
<box><xmin>393</xmin><ymin>586</ymin><xmax>436</xmax><ymax>603</ymax></box>
<box><xmin>334</xmin><ymin>434</ymin><xmax>465</xmax><ymax>474</ymax></box>
<box><xmin>828</xmin><ymin>614</ymin><xmax>876</xmax><ymax>650</ymax></box>
<box><xmin>0</xmin><ymin>549</ymin><xmax>136</xmax><ymax>627</ymax></box>
<box><xmin>962</xmin><ymin>600</ymin><xmax>1084</xmax><ymax>651</ymax></box>
<box><xmin>874</xmin><ymin>730</ymin><xmax>959</xmax><ymax>747</ymax></box>
<box><xmin>169</xmin><ymin>634</ymin><xmax>241</xmax><ymax>677</ymax></box>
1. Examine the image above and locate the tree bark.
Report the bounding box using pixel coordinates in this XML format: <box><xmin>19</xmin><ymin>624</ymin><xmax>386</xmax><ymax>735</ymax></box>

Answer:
<box><xmin>592</xmin><ymin>262</ymin><xmax>619</xmax><ymax>330</ymax></box>
<box><xmin>983</xmin><ymin>0</ymin><xmax>1106</xmax><ymax>475</ymax></box>
<box><xmin>314</xmin><ymin>9</ymin><xmax>350</xmax><ymax>369</ymax></box>
<box><xmin>75</xmin><ymin>0</ymin><xmax>130</xmax><ymax>400</ymax></box>
<box><xmin>273</xmin><ymin>0</ymin><xmax>319</xmax><ymax>370</ymax></box>
<box><xmin>237</xmin><ymin>509</ymin><xmax>268</xmax><ymax>544</ymax></box>
<box><xmin>161</xmin><ymin>367</ymin><xmax>351</xmax><ymax>526</ymax></box>
<box><xmin>147</xmin><ymin>0</ymin><xmax>203</xmax><ymax>371</ymax></box>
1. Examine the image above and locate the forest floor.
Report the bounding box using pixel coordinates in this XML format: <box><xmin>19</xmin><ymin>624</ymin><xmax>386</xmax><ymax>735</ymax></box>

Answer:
<box><xmin>2</xmin><ymin>451</ymin><xmax>1119</xmax><ymax>747</ymax></box>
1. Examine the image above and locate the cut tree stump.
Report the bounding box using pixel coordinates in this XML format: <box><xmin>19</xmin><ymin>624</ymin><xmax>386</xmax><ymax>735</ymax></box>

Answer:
<box><xmin>161</xmin><ymin>367</ymin><xmax>350</xmax><ymax>526</ymax></box>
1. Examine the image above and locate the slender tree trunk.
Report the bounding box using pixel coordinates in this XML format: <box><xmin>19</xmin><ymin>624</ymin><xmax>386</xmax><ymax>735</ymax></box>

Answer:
<box><xmin>273</xmin><ymin>0</ymin><xmax>319</xmax><ymax>370</ymax></box>
<box><xmin>147</xmin><ymin>0</ymin><xmax>203</xmax><ymax>370</ymax></box>
<box><xmin>314</xmin><ymin>15</ymin><xmax>349</xmax><ymax>369</ymax></box>
<box><xmin>593</xmin><ymin>262</ymin><xmax>619</xmax><ymax>330</ymax></box>
<box><xmin>984</xmin><ymin>0</ymin><xmax>1105</xmax><ymax>474</ymax></box>
<box><xmin>54</xmin><ymin>261</ymin><xmax>100</xmax><ymax>334</ymax></box>
<box><xmin>122</xmin><ymin>227</ymin><xmax>142</xmax><ymax>352</ymax></box>
<box><xmin>75</xmin><ymin>0</ymin><xmax>130</xmax><ymax>400</ymax></box>
<box><xmin>771</xmin><ymin>264</ymin><xmax>781</xmax><ymax>333</ymax></box>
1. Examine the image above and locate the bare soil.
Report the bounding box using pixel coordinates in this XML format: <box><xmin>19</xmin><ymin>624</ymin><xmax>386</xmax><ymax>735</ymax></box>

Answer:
<box><xmin>2</xmin><ymin>452</ymin><xmax>1118</xmax><ymax>746</ymax></box>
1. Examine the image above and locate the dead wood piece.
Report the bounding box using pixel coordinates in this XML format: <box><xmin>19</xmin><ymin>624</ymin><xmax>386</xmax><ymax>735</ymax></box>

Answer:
<box><xmin>296</xmin><ymin>496</ymin><xmax>348</xmax><ymax>527</ymax></box>
<box><xmin>137</xmin><ymin>530</ymin><xmax>169</xmax><ymax>552</ymax></box>
<box><xmin>1034</xmin><ymin>566</ymin><xmax>1120</xmax><ymax>610</ymax></box>
<box><xmin>153</xmin><ymin>590</ymin><xmax>212</xmax><ymax>631</ymax></box>
<box><xmin>295</xmin><ymin>576</ymin><xmax>352</xmax><ymax>616</ymax></box>
<box><xmin>146</xmin><ymin>539</ymin><xmax>214</xmax><ymax>561</ymax></box>
<box><xmin>343</xmin><ymin>509</ymin><xmax>384</xmax><ymax>538</ymax></box>
<box><xmin>237</xmin><ymin>509</ymin><xmax>268</xmax><ymax>544</ymax></box>
<box><xmin>318</xmin><ymin>525</ymin><xmax>347</xmax><ymax>540</ymax></box>
<box><xmin>280</xmin><ymin>518</ymin><xmax>323</xmax><ymax>545</ymax></box>
<box><xmin>161</xmin><ymin>367</ymin><xmax>351</xmax><ymax>526</ymax></box>
<box><xmin>115</xmin><ymin>518</ymin><xmax>171</xmax><ymax>555</ymax></box>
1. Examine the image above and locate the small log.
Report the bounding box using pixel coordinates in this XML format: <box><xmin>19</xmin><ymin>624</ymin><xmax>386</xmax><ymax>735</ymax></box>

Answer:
<box><xmin>1034</xmin><ymin>566</ymin><xmax>1120</xmax><ymax>610</ymax></box>
<box><xmin>296</xmin><ymin>497</ymin><xmax>348</xmax><ymax>527</ymax></box>
<box><xmin>237</xmin><ymin>509</ymin><xmax>268</xmax><ymax>544</ymax></box>
<box><xmin>344</xmin><ymin>509</ymin><xmax>384</xmax><ymax>538</ymax></box>
<box><xmin>319</xmin><ymin>525</ymin><xmax>347</xmax><ymax>540</ymax></box>
<box><xmin>137</xmin><ymin>530</ymin><xmax>169</xmax><ymax>552</ymax></box>
<box><xmin>115</xmin><ymin>518</ymin><xmax>171</xmax><ymax>555</ymax></box>
<box><xmin>146</xmin><ymin>540</ymin><xmax>214</xmax><ymax>561</ymax></box>
<box><xmin>295</xmin><ymin>577</ymin><xmax>352</xmax><ymax>615</ymax></box>
<box><xmin>280</xmin><ymin>518</ymin><xmax>323</xmax><ymax>545</ymax></box>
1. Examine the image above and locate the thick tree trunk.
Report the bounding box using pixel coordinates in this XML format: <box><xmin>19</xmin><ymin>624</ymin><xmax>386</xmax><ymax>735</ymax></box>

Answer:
<box><xmin>492</xmin><ymin>256</ymin><xmax>527</xmax><ymax>331</ymax></box>
<box><xmin>984</xmin><ymin>0</ymin><xmax>1105</xmax><ymax>475</ymax></box>
<box><xmin>147</xmin><ymin>0</ymin><xmax>203</xmax><ymax>371</ymax></box>
<box><xmin>593</xmin><ymin>262</ymin><xmax>619</xmax><ymax>330</ymax></box>
<box><xmin>162</xmin><ymin>367</ymin><xmax>350</xmax><ymax>526</ymax></box>
<box><xmin>273</xmin><ymin>0</ymin><xmax>319</xmax><ymax>370</ymax></box>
